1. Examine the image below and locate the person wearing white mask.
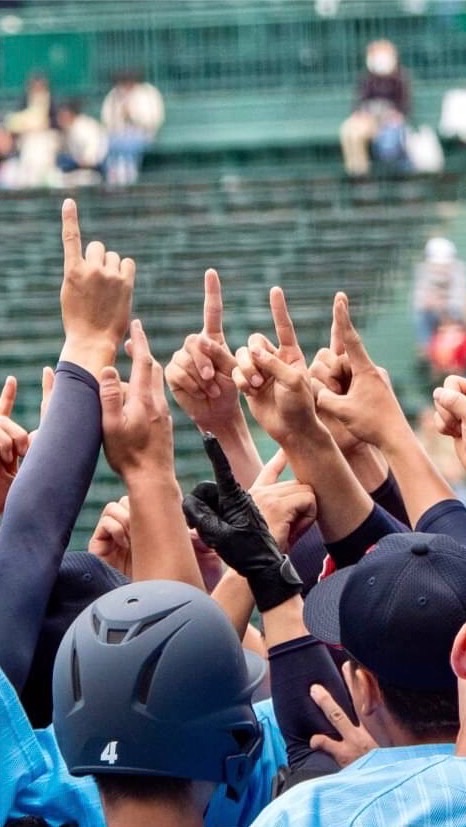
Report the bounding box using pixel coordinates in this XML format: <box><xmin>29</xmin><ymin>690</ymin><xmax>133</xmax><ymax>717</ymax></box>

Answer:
<box><xmin>340</xmin><ymin>40</ymin><xmax>411</xmax><ymax>176</ymax></box>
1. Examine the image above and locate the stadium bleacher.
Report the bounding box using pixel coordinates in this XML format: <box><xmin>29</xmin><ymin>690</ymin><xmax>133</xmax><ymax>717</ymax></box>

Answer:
<box><xmin>0</xmin><ymin>0</ymin><xmax>464</xmax><ymax>545</ymax></box>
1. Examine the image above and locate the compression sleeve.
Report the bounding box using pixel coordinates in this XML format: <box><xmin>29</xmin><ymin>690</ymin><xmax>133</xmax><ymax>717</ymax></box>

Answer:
<box><xmin>325</xmin><ymin>503</ymin><xmax>410</xmax><ymax>570</ymax></box>
<box><xmin>269</xmin><ymin>634</ymin><xmax>354</xmax><ymax>778</ymax></box>
<box><xmin>416</xmin><ymin>498</ymin><xmax>466</xmax><ymax>544</ymax></box>
<box><xmin>0</xmin><ymin>362</ymin><xmax>101</xmax><ymax>692</ymax></box>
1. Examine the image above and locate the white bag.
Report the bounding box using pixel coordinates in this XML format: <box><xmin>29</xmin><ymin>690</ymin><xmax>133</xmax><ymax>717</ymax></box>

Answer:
<box><xmin>405</xmin><ymin>125</ymin><xmax>445</xmax><ymax>173</ymax></box>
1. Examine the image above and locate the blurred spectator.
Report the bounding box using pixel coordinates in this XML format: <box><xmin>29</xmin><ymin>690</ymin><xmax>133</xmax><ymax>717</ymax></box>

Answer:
<box><xmin>340</xmin><ymin>40</ymin><xmax>411</xmax><ymax>176</ymax></box>
<box><xmin>4</xmin><ymin>73</ymin><xmax>59</xmax><ymax>187</ymax></box>
<box><xmin>412</xmin><ymin>237</ymin><xmax>466</xmax><ymax>362</ymax></box>
<box><xmin>56</xmin><ymin>99</ymin><xmax>108</xmax><ymax>184</ymax></box>
<box><xmin>101</xmin><ymin>70</ymin><xmax>165</xmax><ymax>185</ymax></box>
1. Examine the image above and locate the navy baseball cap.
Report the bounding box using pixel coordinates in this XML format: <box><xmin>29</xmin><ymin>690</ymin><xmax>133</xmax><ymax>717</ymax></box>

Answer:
<box><xmin>303</xmin><ymin>532</ymin><xmax>466</xmax><ymax>690</ymax></box>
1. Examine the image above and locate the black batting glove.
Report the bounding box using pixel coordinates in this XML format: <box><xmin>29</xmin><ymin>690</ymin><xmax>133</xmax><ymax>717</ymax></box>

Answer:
<box><xmin>182</xmin><ymin>433</ymin><xmax>302</xmax><ymax>612</ymax></box>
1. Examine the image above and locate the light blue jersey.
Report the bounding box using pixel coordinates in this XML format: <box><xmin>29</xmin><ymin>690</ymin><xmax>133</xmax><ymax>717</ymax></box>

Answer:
<box><xmin>0</xmin><ymin>668</ymin><xmax>104</xmax><ymax>826</ymax></box>
<box><xmin>250</xmin><ymin>744</ymin><xmax>466</xmax><ymax>827</ymax></box>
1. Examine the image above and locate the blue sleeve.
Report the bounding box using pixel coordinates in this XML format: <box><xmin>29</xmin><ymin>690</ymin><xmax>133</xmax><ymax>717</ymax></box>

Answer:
<box><xmin>0</xmin><ymin>362</ymin><xmax>101</xmax><ymax>692</ymax></box>
<box><xmin>289</xmin><ymin>524</ymin><xmax>326</xmax><ymax>596</ymax></box>
<box><xmin>371</xmin><ymin>472</ymin><xmax>409</xmax><ymax>526</ymax></box>
<box><xmin>325</xmin><ymin>503</ymin><xmax>410</xmax><ymax>569</ymax></box>
<box><xmin>268</xmin><ymin>635</ymin><xmax>353</xmax><ymax>778</ymax></box>
<box><xmin>415</xmin><ymin>498</ymin><xmax>466</xmax><ymax>544</ymax></box>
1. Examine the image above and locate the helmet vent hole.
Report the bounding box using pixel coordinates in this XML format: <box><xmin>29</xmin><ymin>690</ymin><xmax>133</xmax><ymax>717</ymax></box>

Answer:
<box><xmin>71</xmin><ymin>647</ymin><xmax>82</xmax><ymax>703</ymax></box>
<box><xmin>231</xmin><ymin>727</ymin><xmax>254</xmax><ymax>750</ymax></box>
<box><xmin>133</xmin><ymin>619</ymin><xmax>160</xmax><ymax>639</ymax></box>
<box><xmin>107</xmin><ymin>628</ymin><xmax>128</xmax><ymax>644</ymax></box>
<box><xmin>136</xmin><ymin>654</ymin><xmax>162</xmax><ymax>705</ymax></box>
<box><xmin>92</xmin><ymin>613</ymin><xmax>101</xmax><ymax>636</ymax></box>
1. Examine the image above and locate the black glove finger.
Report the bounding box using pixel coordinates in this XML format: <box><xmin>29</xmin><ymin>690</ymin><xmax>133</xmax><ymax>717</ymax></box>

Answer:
<box><xmin>188</xmin><ymin>480</ymin><xmax>220</xmax><ymax>513</ymax></box>
<box><xmin>182</xmin><ymin>493</ymin><xmax>232</xmax><ymax>554</ymax></box>
<box><xmin>202</xmin><ymin>432</ymin><xmax>244</xmax><ymax>500</ymax></box>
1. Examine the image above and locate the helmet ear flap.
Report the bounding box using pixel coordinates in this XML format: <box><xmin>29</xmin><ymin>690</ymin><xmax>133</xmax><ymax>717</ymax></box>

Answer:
<box><xmin>224</xmin><ymin>723</ymin><xmax>263</xmax><ymax>800</ymax></box>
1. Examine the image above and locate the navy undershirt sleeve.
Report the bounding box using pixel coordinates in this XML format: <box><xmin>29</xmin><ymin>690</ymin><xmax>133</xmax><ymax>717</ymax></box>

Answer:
<box><xmin>325</xmin><ymin>502</ymin><xmax>410</xmax><ymax>569</ymax></box>
<box><xmin>269</xmin><ymin>634</ymin><xmax>355</xmax><ymax>778</ymax></box>
<box><xmin>415</xmin><ymin>498</ymin><xmax>466</xmax><ymax>544</ymax></box>
<box><xmin>371</xmin><ymin>471</ymin><xmax>410</xmax><ymax>526</ymax></box>
<box><xmin>0</xmin><ymin>361</ymin><xmax>101</xmax><ymax>691</ymax></box>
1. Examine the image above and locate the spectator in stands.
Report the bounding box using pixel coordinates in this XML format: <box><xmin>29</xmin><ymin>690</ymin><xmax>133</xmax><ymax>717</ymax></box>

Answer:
<box><xmin>412</xmin><ymin>237</ymin><xmax>466</xmax><ymax>366</ymax></box>
<box><xmin>340</xmin><ymin>40</ymin><xmax>411</xmax><ymax>176</ymax></box>
<box><xmin>101</xmin><ymin>70</ymin><xmax>165</xmax><ymax>185</ymax></box>
<box><xmin>5</xmin><ymin>73</ymin><xmax>59</xmax><ymax>187</ymax></box>
<box><xmin>56</xmin><ymin>99</ymin><xmax>108</xmax><ymax>184</ymax></box>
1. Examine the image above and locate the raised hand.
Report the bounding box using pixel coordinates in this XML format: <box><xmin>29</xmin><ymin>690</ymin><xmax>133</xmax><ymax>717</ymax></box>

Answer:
<box><xmin>433</xmin><ymin>376</ymin><xmax>466</xmax><ymax>469</ymax></box>
<box><xmin>165</xmin><ymin>269</ymin><xmax>238</xmax><ymax>431</ymax></box>
<box><xmin>60</xmin><ymin>198</ymin><xmax>135</xmax><ymax>377</ymax></box>
<box><xmin>88</xmin><ymin>495</ymin><xmax>131</xmax><ymax>578</ymax></box>
<box><xmin>100</xmin><ymin>319</ymin><xmax>173</xmax><ymax>481</ymax></box>
<box><xmin>316</xmin><ymin>294</ymin><xmax>405</xmax><ymax>449</ymax></box>
<box><xmin>249</xmin><ymin>449</ymin><xmax>316</xmax><ymax>551</ymax></box>
<box><xmin>0</xmin><ymin>375</ymin><xmax>29</xmax><ymax>511</ymax></box>
<box><xmin>233</xmin><ymin>288</ymin><xmax>315</xmax><ymax>444</ymax></box>
<box><xmin>182</xmin><ymin>434</ymin><xmax>303</xmax><ymax>612</ymax></box>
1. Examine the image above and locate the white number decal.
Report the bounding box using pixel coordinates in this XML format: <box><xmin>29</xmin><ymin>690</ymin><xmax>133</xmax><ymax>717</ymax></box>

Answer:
<box><xmin>100</xmin><ymin>740</ymin><xmax>119</xmax><ymax>765</ymax></box>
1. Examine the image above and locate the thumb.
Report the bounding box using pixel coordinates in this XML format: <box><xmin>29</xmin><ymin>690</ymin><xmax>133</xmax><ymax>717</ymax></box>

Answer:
<box><xmin>253</xmin><ymin>448</ymin><xmax>287</xmax><ymax>487</ymax></box>
<box><xmin>316</xmin><ymin>385</ymin><xmax>349</xmax><ymax>421</ymax></box>
<box><xmin>309</xmin><ymin>733</ymin><xmax>333</xmax><ymax>752</ymax></box>
<box><xmin>433</xmin><ymin>387</ymin><xmax>466</xmax><ymax>419</ymax></box>
<box><xmin>100</xmin><ymin>366</ymin><xmax>124</xmax><ymax>434</ymax></box>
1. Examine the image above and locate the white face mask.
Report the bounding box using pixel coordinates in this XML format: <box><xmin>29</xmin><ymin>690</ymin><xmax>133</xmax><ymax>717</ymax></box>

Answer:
<box><xmin>366</xmin><ymin>51</ymin><xmax>397</xmax><ymax>76</ymax></box>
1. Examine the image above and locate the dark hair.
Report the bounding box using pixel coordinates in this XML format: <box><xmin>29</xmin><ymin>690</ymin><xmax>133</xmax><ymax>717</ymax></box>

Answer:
<box><xmin>4</xmin><ymin>820</ymin><xmax>78</xmax><ymax>827</ymax></box>
<box><xmin>379</xmin><ymin>679</ymin><xmax>458</xmax><ymax>740</ymax></box>
<box><xmin>95</xmin><ymin>774</ymin><xmax>193</xmax><ymax>807</ymax></box>
<box><xmin>347</xmin><ymin>657</ymin><xmax>458</xmax><ymax>740</ymax></box>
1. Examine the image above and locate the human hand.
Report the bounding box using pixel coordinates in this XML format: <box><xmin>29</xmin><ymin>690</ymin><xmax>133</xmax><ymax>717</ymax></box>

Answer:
<box><xmin>249</xmin><ymin>449</ymin><xmax>316</xmax><ymax>551</ymax></box>
<box><xmin>309</xmin><ymin>292</ymin><xmax>361</xmax><ymax>456</ymax></box>
<box><xmin>0</xmin><ymin>375</ymin><xmax>29</xmax><ymax>511</ymax></box>
<box><xmin>60</xmin><ymin>198</ymin><xmax>135</xmax><ymax>376</ymax></box>
<box><xmin>433</xmin><ymin>376</ymin><xmax>466</xmax><ymax>469</ymax></box>
<box><xmin>88</xmin><ymin>495</ymin><xmax>132</xmax><ymax>578</ymax></box>
<box><xmin>100</xmin><ymin>318</ymin><xmax>175</xmax><ymax>482</ymax></box>
<box><xmin>165</xmin><ymin>269</ymin><xmax>238</xmax><ymax>432</ymax></box>
<box><xmin>233</xmin><ymin>287</ymin><xmax>319</xmax><ymax>444</ymax></box>
<box><xmin>316</xmin><ymin>294</ymin><xmax>407</xmax><ymax>449</ymax></box>
<box><xmin>182</xmin><ymin>434</ymin><xmax>303</xmax><ymax>612</ymax></box>
<box><xmin>309</xmin><ymin>683</ymin><xmax>377</xmax><ymax>768</ymax></box>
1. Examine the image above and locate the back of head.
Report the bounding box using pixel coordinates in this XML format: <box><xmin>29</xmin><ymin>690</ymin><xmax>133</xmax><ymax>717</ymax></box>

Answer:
<box><xmin>52</xmin><ymin>580</ymin><xmax>264</xmax><ymax>800</ymax></box>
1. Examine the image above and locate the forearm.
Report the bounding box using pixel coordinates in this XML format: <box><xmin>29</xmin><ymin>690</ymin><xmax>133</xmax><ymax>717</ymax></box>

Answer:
<box><xmin>211</xmin><ymin>566</ymin><xmax>255</xmax><ymax>641</ymax></box>
<box><xmin>59</xmin><ymin>335</ymin><xmax>118</xmax><ymax>381</ymax></box>
<box><xmin>345</xmin><ymin>444</ymin><xmax>389</xmax><ymax>495</ymax></box>
<box><xmin>325</xmin><ymin>502</ymin><xmax>409</xmax><ymax>570</ymax></box>
<box><xmin>283</xmin><ymin>429</ymin><xmax>374</xmax><ymax>543</ymax></box>
<box><xmin>0</xmin><ymin>362</ymin><xmax>101</xmax><ymax>691</ymax></box>
<box><xmin>269</xmin><ymin>634</ymin><xmax>351</xmax><ymax>774</ymax></box>
<box><xmin>125</xmin><ymin>469</ymin><xmax>204</xmax><ymax>588</ymax></box>
<box><xmin>379</xmin><ymin>420</ymin><xmax>456</xmax><ymax>528</ymax></box>
<box><xmin>210</xmin><ymin>407</ymin><xmax>263</xmax><ymax>489</ymax></box>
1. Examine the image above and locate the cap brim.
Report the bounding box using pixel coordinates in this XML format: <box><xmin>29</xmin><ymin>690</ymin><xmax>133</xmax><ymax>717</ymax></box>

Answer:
<box><xmin>303</xmin><ymin>565</ymin><xmax>355</xmax><ymax>646</ymax></box>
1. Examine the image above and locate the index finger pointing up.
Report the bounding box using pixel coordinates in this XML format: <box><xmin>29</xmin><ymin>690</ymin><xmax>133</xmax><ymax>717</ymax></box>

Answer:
<box><xmin>203</xmin><ymin>268</ymin><xmax>223</xmax><ymax>339</ymax></box>
<box><xmin>335</xmin><ymin>296</ymin><xmax>373</xmax><ymax>373</ymax></box>
<box><xmin>62</xmin><ymin>198</ymin><xmax>82</xmax><ymax>270</ymax></box>
<box><xmin>270</xmin><ymin>286</ymin><xmax>299</xmax><ymax>349</ymax></box>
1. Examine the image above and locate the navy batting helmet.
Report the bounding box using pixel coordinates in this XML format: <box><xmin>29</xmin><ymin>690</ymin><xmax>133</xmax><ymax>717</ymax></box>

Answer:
<box><xmin>52</xmin><ymin>580</ymin><xmax>264</xmax><ymax>800</ymax></box>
